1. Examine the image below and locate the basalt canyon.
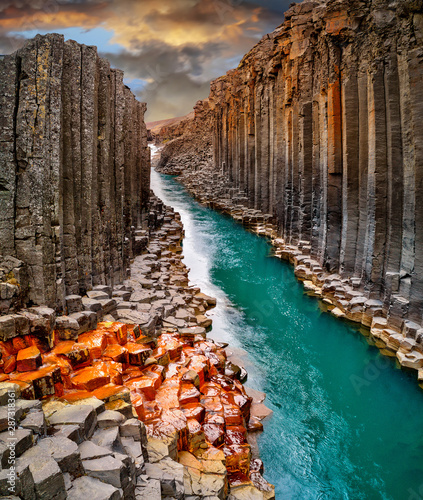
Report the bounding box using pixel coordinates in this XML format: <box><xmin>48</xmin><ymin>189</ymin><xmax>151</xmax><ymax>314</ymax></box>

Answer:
<box><xmin>157</xmin><ymin>0</ymin><xmax>423</xmax><ymax>372</ymax></box>
<box><xmin>1</xmin><ymin>0</ymin><xmax>423</xmax><ymax>499</ymax></box>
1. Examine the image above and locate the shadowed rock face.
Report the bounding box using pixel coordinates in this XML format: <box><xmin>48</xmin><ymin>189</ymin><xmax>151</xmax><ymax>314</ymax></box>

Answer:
<box><xmin>0</xmin><ymin>34</ymin><xmax>150</xmax><ymax>311</ymax></box>
<box><xmin>158</xmin><ymin>0</ymin><xmax>423</xmax><ymax>329</ymax></box>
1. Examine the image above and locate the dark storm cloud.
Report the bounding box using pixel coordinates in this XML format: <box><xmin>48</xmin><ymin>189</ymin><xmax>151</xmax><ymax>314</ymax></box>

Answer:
<box><xmin>0</xmin><ymin>0</ymin><xmax>293</xmax><ymax>119</ymax></box>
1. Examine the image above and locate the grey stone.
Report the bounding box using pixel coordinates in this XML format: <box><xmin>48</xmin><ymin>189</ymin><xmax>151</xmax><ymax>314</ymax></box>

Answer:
<box><xmin>0</xmin><ymin>429</ymin><xmax>33</xmax><ymax>467</ymax></box>
<box><xmin>37</xmin><ymin>436</ymin><xmax>84</xmax><ymax>476</ymax></box>
<box><xmin>48</xmin><ymin>404</ymin><xmax>97</xmax><ymax>439</ymax></box>
<box><xmin>97</xmin><ymin>410</ymin><xmax>126</xmax><ymax>428</ymax></box>
<box><xmin>68</xmin><ymin>475</ymin><xmax>122</xmax><ymax>500</ymax></box>
<box><xmin>65</xmin><ymin>295</ymin><xmax>83</xmax><ymax>314</ymax></box>
<box><xmin>135</xmin><ymin>476</ymin><xmax>161</xmax><ymax>499</ymax></box>
<box><xmin>87</xmin><ymin>290</ymin><xmax>110</xmax><ymax>300</ymax></box>
<box><xmin>79</xmin><ymin>440</ymin><xmax>112</xmax><ymax>460</ymax></box>
<box><xmin>18</xmin><ymin>446</ymin><xmax>66</xmax><ymax>500</ymax></box>
<box><xmin>20</xmin><ymin>410</ymin><xmax>47</xmax><ymax>435</ymax></box>
<box><xmin>91</xmin><ymin>426</ymin><xmax>122</xmax><ymax>451</ymax></box>
<box><xmin>53</xmin><ymin>424</ymin><xmax>83</xmax><ymax>444</ymax></box>
<box><xmin>82</xmin><ymin>455</ymin><xmax>125</xmax><ymax>488</ymax></box>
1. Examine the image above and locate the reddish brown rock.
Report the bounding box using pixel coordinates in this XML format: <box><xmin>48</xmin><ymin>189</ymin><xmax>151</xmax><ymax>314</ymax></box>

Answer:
<box><xmin>16</xmin><ymin>346</ymin><xmax>42</xmax><ymax>372</ymax></box>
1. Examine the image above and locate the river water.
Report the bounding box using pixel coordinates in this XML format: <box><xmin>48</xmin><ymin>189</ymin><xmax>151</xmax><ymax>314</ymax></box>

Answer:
<box><xmin>151</xmin><ymin>165</ymin><xmax>423</xmax><ymax>500</ymax></box>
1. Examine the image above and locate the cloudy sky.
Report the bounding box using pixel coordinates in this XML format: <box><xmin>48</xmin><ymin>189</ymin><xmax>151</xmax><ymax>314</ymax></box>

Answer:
<box><xmin>0</xmin><ymin>0</ymin><xmax>291</xmax><ymax>121</ymax></box>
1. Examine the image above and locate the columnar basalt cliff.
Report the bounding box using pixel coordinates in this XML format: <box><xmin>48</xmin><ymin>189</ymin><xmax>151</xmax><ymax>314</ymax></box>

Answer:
<box><xmin>158</xmin><ymin>0</ymin><xmax>423</xmax><ymax>341</ymax></box>
<box><xmin>0</xmin><ymin>34</ymin><xmax>150</xmax><ymax>313</ymax></box>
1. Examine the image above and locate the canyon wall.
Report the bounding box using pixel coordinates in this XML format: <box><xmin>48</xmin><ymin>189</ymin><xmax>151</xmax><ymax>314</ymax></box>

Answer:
<box><xmin>159</xmin><ymin>0</ymin><xmax>423</xmax><ymax>329</ymax></box>
<box><xmin>0</xmin><ymin>34</ymin><xmax>150</xmax><ymax>312</ymax></box>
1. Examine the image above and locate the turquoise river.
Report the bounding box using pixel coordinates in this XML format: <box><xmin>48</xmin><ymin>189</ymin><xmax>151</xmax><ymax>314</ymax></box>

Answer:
<box><xmin>151</xmin><ymin>167</ymin><xmax>423</xmax><ymax>500</ymax></box>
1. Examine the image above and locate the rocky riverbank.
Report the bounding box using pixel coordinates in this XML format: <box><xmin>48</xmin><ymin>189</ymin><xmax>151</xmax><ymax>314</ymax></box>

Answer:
<box><xmin>154</xmin><ymin>148</ymin><xmax>423</xmax><ymax>389</ymax></box>
<box><xmin>0</xmin><ymin>193</ymin><xmax>274</xmax><ymax>500</ymax></box>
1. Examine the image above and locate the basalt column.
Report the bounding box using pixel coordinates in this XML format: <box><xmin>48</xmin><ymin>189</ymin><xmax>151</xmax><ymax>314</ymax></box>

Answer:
<box><xmin>204</xmin><ymin>0</ymin><xmax>423</xmax><ymax>328</ymax></box>
<box><xmin>0</xmin><ymin>34</ymin><xmax>150</xmax><ymax>311</ymax></box>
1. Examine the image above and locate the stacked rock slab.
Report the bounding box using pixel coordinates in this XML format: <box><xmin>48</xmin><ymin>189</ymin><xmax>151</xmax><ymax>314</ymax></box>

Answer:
<box><xmin>0</xmin><ymin>34</ymin><xmax>150</xmax><ymax>312</ymax></box>
<box><xmin>157</xmin><ymin>0</ymin><xmax>423</xmax><ymax>331</ymax></box>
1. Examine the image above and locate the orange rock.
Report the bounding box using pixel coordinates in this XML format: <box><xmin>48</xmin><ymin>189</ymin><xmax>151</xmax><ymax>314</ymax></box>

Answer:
<box><xmin>228</xmin><ymin>470</ymin><xmax>253</xmax><ymax>488</ymax></box>
<box><xmin>92</xmin><ymin>384</ymin><xmax>131</xmax><ymax>403</ymax></box>
<box><xmin>52</xmin><ymin>341</ymin><xmax>90</xmax><ymax>368</ymax></box>
<box><xmin>180</xmin><ymin>383</ymin><xmax>200</xmax><ymax>405</ymax></box>
<box><xmin>139</xmin><ymin>369</ymin><xmax>162</xmax><ymax>390</ymax></box>
<box><xmin>116</xmin><ymin>324</ymin><xmax>128</xmax><ymax>346</ymax></box>
<box><xmin>11</xmin><ymin>380</ymin><xmax>35</xmax><ymax>399</ymax></box>
<box><xmin>77</xmin><ymin>330</ymin><xmax>108</xmax><ymax>360</ymax></box>
<box><xmin>25</xmin><ymin>335</ymin><xmax>50</xmax><ymax>354</ymax></box>
<box><xmin>158</xmin><ymin>335</ymin><xmax>183</xmax><ymax>359</ymax></box>
<box><xmin>233</xmin><ymin>393</ymin><xmax>252</xmax><ymax>421</ymax></box>
<box><xmin>92</xmin><ymin>361</ymin><xmax>123</xmax><ymax>385</ymax></box>
<box><xmin>202</xmin><ymin>396</ymin><xmax>223</xmax><ymax>414</ymax></box>
<box><xmin>122</xmin><ymin>367</ymin><xmax>145</xmax><ymax>384</ymax></box>
<box><xmin>155</xmin><ymin>378</ymin><xmax>181</xmax><ymax>410</ymax></box>
<box><xmin>181</xmin><ymin>403</ymin><xmax>205</xmax><ymax>422</ymax></box>
<box><xmin>71</xmin><ymin>366</ymin><xmax>110</xmax><ymax>391</ymax></box>
<box><xmin>204</xmin><ymin>413</ymin><xmax>225</xmax><ymax>426</ymax></box>
<box><xmin>201</xmin><ymin>382</ymin><xmax>221</xmax><ymax>398</ymax></box>
<box><xmin>145</xmin><ymin>419</ymin><xmax>179</xmax><ymax>439</ymax></box>
<box><xmin>126</xmin><ymin>342</ymin><xmax>153</xmax><ymax>366</ymax></box>
<box><xmin>102</xmin><ymin>344</ymin><xmax>128</xmax><ymax>364</ymax></box>
<box><xmin>61</xmin><ymin>390</ymin><xmax>94</xmax><ymax>402</ymax></box>
<box><xmin>210</xmin><ymin>374</ymin><xmax>235</xmax><ymax>392</ymax></box>
<box><xmin>225</xmin><ymin>425</ymin><xmax>247</xmax><ymax>446</ymax></box>
<box><xmin>146</xmin><ymin>364</ymin><xmax>165</xmax><ymax>380</ymax></box>
<box><xmin>165</xmin><ymin>363</ymin><xmax>182</xmax><ymax>379</ymax></box>
<box><xmin>12</xmin><ymin>337</ymin><xmax>28</xmax><ymax>352</ymax></box>
<box><xmin>223</xmin><ymin>404</ymin><xmax>244</xmax><ymax>426</ymax></box>
<box><xmin>151</xmin><ymin>348</ymin><xmax>170</xmax><ymax>366</ymax></box>
<box><xmin>126</xmin><ymin>376</ymin><xmax>157</xmax><ymax>400</ymax></box>
<box><xmin>186</xmin><ymin>419</ymin><xmax>206</xmax><ymax>453</ymax></box>
<box><xmin>42</xmin><ymin>353</ymin><xmax>73</xmax><ymax>389</ymax></box>
<box><xmin>223</xmin><ymin>444</ymin><xmax>252</xmax><ymax>474</ymax></box>
<box><xmin>0</xmin><ymin>340</ymin><xmax>16</xmax><ymax>357</ymax></box>
<box><xmin>3</xmin><ymin>355</ymin><xmax>16</xmax><ymax>374</ymax></box>
<box><xmin>12</xmin><ymin>366</ymin><xmax>62</xmax><ymax>399</ymax></box>
<box><xmin>134</xmin><ymin>398</ymin><xmax>162</xmax><ymax>421</ymax></box>
<box><xmin>247</xmin><ymin>416</ymin><xmax>264</xmax><ymax>432</ymax></box>
<box><xmin>187</xmin><ymin>418</ymin><xmax>202</xmax><ymax>435</ymax></box>
<box><xmin>206</xmin><ymin>352</ymin><xmax>226</xmax><ymax>371</ymax></box>
<box><xmin>0</xmin><ymin>374</ymin><xmax>9</xmax><ymax>382</ymax></box>
<box><xmin>202</xmin><ymin>423</ymin><xmax>225</xmax><ymax>447</ymax></box>
<box><xmin>16</xmin><ymin>346</ymin><xmax>42</xmax><ymax>372</ymax></box>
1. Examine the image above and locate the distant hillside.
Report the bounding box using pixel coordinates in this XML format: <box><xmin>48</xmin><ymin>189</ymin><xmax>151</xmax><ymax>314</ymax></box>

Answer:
<box><xmin>147</xmin><ymin>112</ymin><xmax>194</xmax><ymax>135</ymax></box>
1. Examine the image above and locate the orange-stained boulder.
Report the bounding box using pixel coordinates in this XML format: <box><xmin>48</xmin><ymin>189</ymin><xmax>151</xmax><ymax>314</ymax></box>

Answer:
<box><xmin>202</xmin><ymin>423</ymin><xmax>225</xmax><ymax>447</ymax></box>
<box><xmin>225</xmin><ymin>425</ymin><xmax>247</xmax><ymax>446</ymax></box>
<box><xmin>179</xmin><ymin>382</ymin><xmax>201</xmax><ymax>405</ymax></box>
<box><xmin>223</xmin><ymin>444</ymin><xmax>252</xmax><ymax>474</ymax></box>
<box><xmin>126</xmin><ymin>342</ymin><xmax>153</xmax><ymax>366</ymax></box>
<box><xmin>78</xmin><ymin>330</ymin><xmax>108</xmax><ymax>360</ymax></box>
<box><xmin>16</xmin><ymin>346</ymin><xmax>42</xmax><ymax>372</ymax></box>
<box><xmin>102</xmin><ymin>344</ymin><xmax>128</xmax><ymax>364</ymax></box>
<box><xmin>71</xmin><ymin>366</ymin><xmax>110</xmax><ymax>392</ymax></box>
<box><xmin>181</xmin><ymin>403</ymin><xmax>205</xmax><ymax>423</ymax></box>
<box><xmin>92</xmin><ymin>384</ymin><xmax>131</xmax><ymax>404</ymax></box>
<box><xmin>52</xmin><ymin>341</ymin><xmax>90</xmax><ymax>368</ymax></box>
<box><xmin>11</xmin><ymin>365</ymin><xmax>62</xmax><ymax>399</ymax></box>
<box><xmin>3</xmin><ymin>355</ymin><xmax>16</xmax><ymax>374</ymax></box>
